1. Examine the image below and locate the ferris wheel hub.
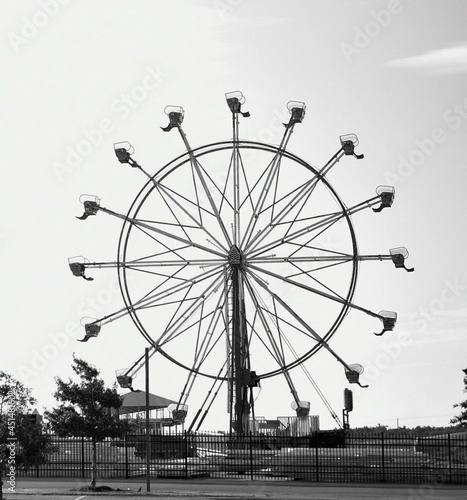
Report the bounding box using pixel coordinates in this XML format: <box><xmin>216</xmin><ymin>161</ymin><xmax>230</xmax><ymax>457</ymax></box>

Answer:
<box><xmin>228</xmin><ymin>245</ymin><xmax>242</xmax><ymax>266</ymax></box>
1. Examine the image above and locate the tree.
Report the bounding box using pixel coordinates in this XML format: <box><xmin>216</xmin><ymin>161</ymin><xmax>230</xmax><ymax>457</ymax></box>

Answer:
<box><xmin>0</xmin><ymin>371</ymin><xmax>55</xmax><ymax>500</ymax></box>
<box><xmin>451</xmin><ymin>367</ymin><xmax>467</xmax><ymax>428</ymax></box>
<box><xmin>45</xmin><ymin>356</ymin><xmax>131</xmax><ymax>489</ymax></box>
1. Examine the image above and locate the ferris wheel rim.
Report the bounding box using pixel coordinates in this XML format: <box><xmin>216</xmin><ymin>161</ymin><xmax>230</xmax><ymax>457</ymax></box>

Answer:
<box><xmin>116</xmin><ymin>139</ymin><xmax>359</xmax><ymax>380</ymax></box>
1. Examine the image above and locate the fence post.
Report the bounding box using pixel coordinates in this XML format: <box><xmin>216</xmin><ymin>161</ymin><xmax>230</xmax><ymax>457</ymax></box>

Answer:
<box><xmin>184</xmin><ymin>431</ymin><xmax>189</xmax><ymax>479</ymax></box>
<box><xmin>249</xmin><ymin>431</ymin><xmax>254</xmax><ymax>480</ymax></box>
<box><xmin>125</xmin><ymin>434</ymin><xmax>129</xmax><ymax>479</ymax></box>
<box><xmin>381</xmin><ymin>433</ymin><xmax>385</xmax><ymax>483</ymax></box>
<box><xmin>81</xmin><ymin>435</ymin><xmax>85</xmax><ymax>479</ymax></box>
<box><xmin>448</xmin><ymin>433</ymin><xmax>452</xmax><ymax>484</ymax></box>
<box><xmin>315</xmin><ymin>433</ymin><xmax>319</xmax><ymax>482</ymax></box>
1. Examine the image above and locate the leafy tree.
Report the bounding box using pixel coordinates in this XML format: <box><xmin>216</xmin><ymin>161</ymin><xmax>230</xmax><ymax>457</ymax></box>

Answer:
<box><xmin>0</xmin><ymin>371</ymin><xmax>55</xmax><ymax>500</ymax></box>
<box><xmin>451</xmin><ymin>367</ymin><xmax>467</xmax><ymax>428</ymax></box>
<box><xmin>45</xmin><ymin>356</ymin><xmax>131</xmax><ymax>489</ymax></box>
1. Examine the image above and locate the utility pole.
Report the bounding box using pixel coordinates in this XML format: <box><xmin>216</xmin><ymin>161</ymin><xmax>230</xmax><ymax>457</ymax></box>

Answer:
<box><xmin>145</xmin><ymin>348</ymin><xmax>151</xmax><ymax>492</ymax></box>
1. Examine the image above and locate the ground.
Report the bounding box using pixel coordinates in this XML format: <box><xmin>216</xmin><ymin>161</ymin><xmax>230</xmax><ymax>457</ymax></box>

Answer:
<box><xmin>5</xmin><ymin>478</ymin><xmax>467</xmax><ymax>500</ymax></box>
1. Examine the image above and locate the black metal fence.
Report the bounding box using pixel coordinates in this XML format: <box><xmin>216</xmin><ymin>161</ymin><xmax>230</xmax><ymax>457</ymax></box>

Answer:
<box><xmin>14</xmin><ymin>432</ymin><xmax>467</xmax><ymax>484</ymax></box>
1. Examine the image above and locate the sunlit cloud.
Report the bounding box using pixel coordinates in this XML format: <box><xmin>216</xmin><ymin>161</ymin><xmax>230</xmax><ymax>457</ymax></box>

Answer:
<box><xmin>386</xmin><ymin>43</ymin><xmax>467</xmax><ymax>75</ymax></box>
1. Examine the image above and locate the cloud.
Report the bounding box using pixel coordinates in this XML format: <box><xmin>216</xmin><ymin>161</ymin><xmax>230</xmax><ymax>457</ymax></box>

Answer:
<box><xmin>386</xmin><ymin>43</ymin><xmax>467</xmax><ymax>75</ymax></box>
<box><xmin>399</xmin><ymin>304</ymin><xmax>467</xmax><ymax>346</ymax></box>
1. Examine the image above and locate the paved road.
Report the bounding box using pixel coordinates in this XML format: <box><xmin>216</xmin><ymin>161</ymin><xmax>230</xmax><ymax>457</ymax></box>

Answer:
<box><xmin>5</xmin><ymin>478</ymin><xmax>467</xmax><ymax>500</ymax></box>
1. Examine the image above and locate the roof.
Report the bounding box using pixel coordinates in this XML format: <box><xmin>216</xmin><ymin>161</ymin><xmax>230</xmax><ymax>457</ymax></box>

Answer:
<box><xmin>120</xmin><ymin>390</ymin><xmax>177</xmax><ymax>414</ymax></box>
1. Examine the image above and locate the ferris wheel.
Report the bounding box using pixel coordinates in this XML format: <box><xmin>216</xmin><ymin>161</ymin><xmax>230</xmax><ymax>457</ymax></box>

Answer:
<box><xmin>69</xmin><ymin>91</ymin><xmax>413</xmax><ymax>434</ymax></box>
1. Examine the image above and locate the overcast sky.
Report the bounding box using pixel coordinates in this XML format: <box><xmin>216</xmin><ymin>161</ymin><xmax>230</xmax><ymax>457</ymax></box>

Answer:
<box><xmin>2</xmin><ymin>0</ymin><xmax>467</xmax><ymax>432</ymax></box>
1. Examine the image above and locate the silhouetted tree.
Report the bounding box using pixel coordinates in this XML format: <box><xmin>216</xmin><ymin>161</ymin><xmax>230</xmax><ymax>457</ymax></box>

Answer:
<box><xmin>45</xmin><ymin>356</ymin><xmax>130</xmax><ymax>489</ymax></box>
<box><xmin>451</xmin><ymin>367</ymin><xmax>467</xmax><ymax>428</ymax></box>
<box><xmin>0</xmin><ymin>371</ymin><xmax>54</xmax><ymax>500</ymax></box>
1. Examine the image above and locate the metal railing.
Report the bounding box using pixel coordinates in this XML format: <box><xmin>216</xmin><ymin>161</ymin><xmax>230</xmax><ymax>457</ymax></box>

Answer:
<box><xmin>13</xmin><ymin>432</ymin><xmax>467</xmax><ymax>484</ymax></box>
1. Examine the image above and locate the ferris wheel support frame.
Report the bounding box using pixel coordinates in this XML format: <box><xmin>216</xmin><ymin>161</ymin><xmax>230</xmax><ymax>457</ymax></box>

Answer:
<box><xmin>70</xmin><ymin>91</ymin><xmax>414</xmax><ymax>434</ymax></box>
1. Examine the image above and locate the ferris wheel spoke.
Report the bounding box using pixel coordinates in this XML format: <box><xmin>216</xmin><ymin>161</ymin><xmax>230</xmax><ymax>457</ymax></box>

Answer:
<box><xmin>254</xmin><ymin>293</ymin><xmax>319</xmax><ymax>346</ymax></box>
<box><xmin>226</xmin><ymin>92</ymin><xmax>251</xmax><ymax>246</ymax></box>
<box><xmin>244</xmin><ymin>273</ymin><xmax>339</xmax><ymax>374</ymax></box>
<box><xmin>125</xmin><ymin>264</ymin><xmax>194</xmax><ymax>290</ymax></box>
<box><xmin>189</xmin><ymin>287</ymin><xmax>227</xmax><ymax>369</ymax></box>
<box><xmin>312</xmin><ymin>132</ymin><xmax>365</xmax><ymax>183</ymax></box>
<box><xmin>246</xmin><ymin>268</ymin><xmax>356</xmax><ymax>373</ymax></box>
<box><xmin>287</xmin><ymin>261</ymin><xmax>353</xmax><ymax>306</ymax></box>
<box><xmin>156</xmin><ymin>181</ymin><xmax>212</xmax><ymax>221</ymax></box>
<box><xmin>248</xmin><ymin>211</ymin><xmax>345</xmax><ymax>260</ymax></box>
<box><xmin>149</xmin><ymin>270</ymin><xmax>226</xmax><ymax>348</ymax></box>
<box><xmin>130</xmin><ymin>220</ymin><xmax>178</xmax><ymax>248</ymax></box>
<box><xmin>125</xmin><ymin>264</ymin><xmax>226</xmax><ymax>318</ymax></box>
<box><xmin>157</xmin><ymin>292</ymin><xmax>228</xmax><ymax>373</ymax></box>
<box><xmin>319</xmin><ymin>148</ymin><xmax>346</xmax><ymax>178</ymax></box>
<box><xmin>260</xmin><ymin>151</ymin><xmax>346</xmax><ymax>244</ymax></box>
<box><xmin>247</xmin><ymin>253</ymin><xmax>354</xmax><ymax>266</ymax></box>
<box><xmin>79</xmin><ymin>273</ymin><xmax>206</xmax><ymax>335</ymax></box>
<box><xmin>243</xmin><ymin>175</ymin><xmax>330</xmax><ymax>255</ymax></box>
<box><xmin>97</xmin><ymin>205</ymin><xmax>226</xmax><ymax>258</ymax></box>
<box><xmin>288</xmin><ymin>210</ymin><xmax>347</xmax><ymax>256</ymax></box>
<box><xmin>247</xmin><ymin>262</ymin><xmax>382</xmax><ymax>321</ymax></box>
<box><xmin>262</xmin><ymin>295</ymin><xmax>310</xmax><ymax>406</ymax></box>
<box><xmin>241</xmin><ymin>140</ymin><xmax>347</xmax><ymax>255</ymax></box>
<box><xmin>71</xmin><ymin>256</ymin><xmax>225</xmax><ymax>285</ymax></box>
<box><xmin>279</xmin><ymin>180</ymin><xmax>317</xmax><ymax>242</ymax></box>
<box><xmin>286</xmin><ymin>239</ymin><xmax>348</xmax><ymax>266</ymax></box>
<box><xmin>128</xmin><ymin>221</ymin><xmax>226</xmax><ymax>267</ymax></box>
<box><xmin>157</xmin><ymin>299</ymin><xmax>216</xmax><ymax>350</ymax></box>
<box><xmin>186</xmin><ymin>153</ymin><xmax>232</xmax><ymax>248</ymax></box>
<box><xmin>160</xmin><ymin>107</ymin><xmax>233</xmax><ymax>247</ymax></box>
<box><xmin>286</xmin><ymin>258</ymin><xmax>353</xmax><ymax>281</ymax></box>
<box><xmin>156</xmin><ymin>178</ymin><xmax>230</xmax><ymax>253</ymax></box>
<box><xmin>247</xmin><ymin>193</ymin><xmax>383</xmax><ymax>259</ymax></box>
<box><xmin>240</xmin><ymin>294</ymin><xmax>282</xmax><ymax>365</ymax></box>
<box><xmin>240</xmin><ymin>153</ymin><xmax>287</xmax><ymax>250</ymax></box>
<box><xmin>126</xmin><ymin>260</ymin><xmax>208</xmax><ymax>307</ymax></box>
<box><xmin>240</xmin><ymin>103</ymin><xmax>306</xmax><ymax>250</ymax></box>
<box><xmin>146</xmin><ymin>291</ymin><xmax>223</xmax><ymax>354</ymax></box>
<box><xmin>250</xmin><ymin>182</ymin><xmax>392</xmax><ymax>259</ymax></box>
<box><xmin>247</xmin><ymin>250</ymin><xmax>405</xmax><ymax>269</ymax></box>
<box><xmin>244</xmin><ymin>278</ymin><xmax>290</xmax><ymax>366</ymax></box>
<box><xmin>155</xmin><ymin>182</ymin><xmax>210</xmax><ymax>237</ymax></box>
<box><xmin>189</xmin><ymin>362</ymin><xmax>230</xmax><ymax>432</ymax></box>
<box><xmin>127</xmin><ymin>258</ymin><xmax>226</xmax><ymax>268</ymax></box>
<box><xmin>199</xmin><ymin>160</ymin><xmax>235</xmax><ymax>212</ymax></box>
